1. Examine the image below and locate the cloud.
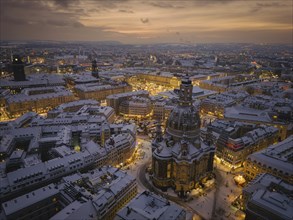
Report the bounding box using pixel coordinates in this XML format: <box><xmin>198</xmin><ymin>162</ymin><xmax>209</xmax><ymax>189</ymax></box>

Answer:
<box><xmin>149</xmin><ymin>2</ymin><xmax>184</xmax><ymax>9</ymax></box>
<box><xmin>72</xmin><ymin>21</ymin><xmax>85</xmax><ymax>28</ymax></box>
<box><xmin>3</xmin><ymin>0</ymin><xmax>44</xmax><ymax>10</ymax></box>
<box><xmin>250</xmin><ymin>7</ymin><xmax>261</xmax><ymax>13</ymax></box>
<box><xmin>46</xmin><ymin>19</ymin><xmax>69</xmax><ymax>27</ymax></box>
<box><xmin>91</xmin><ymin>0</ymin><xmax>124</xmax><ymax>9</ymax></box>
<box><xmin>87</xmin><ymin>8</ymin><xmax>100</xmax><ymax>13</ymax></box>
<box><xmin>2</xmin><ymin>16</ymin><xmax>30</xmax><ymax>25</ymax></box>
<box><xmin>46</xmin><ymin>19</ymin><xmax>85</xmax><ymax>28</ymax></box>
<box><xmin>250</xmin><ymin>2</ymin><xmax>288</xmax><ymax>14</ymax></box>
<box><xmin>1</xmin><ymin>0</ymin><xmax>292</xmax><ymax>44</ymax></box>
<box><xmin>256</xmin><ymin>2</ymin><xmax>287</xmax><ymax>8</ymax></box>
<box><xmin>53</xmin><ymin>0</ymin><xmax>80</xmax><ymax>8</ymax></box>
<box><xmin>191</xmin><ymin>0</ymin><xmax>235</xmax><ymax>6</ymax></box>
<box><xmin>118</xmin><ymin>9</ymin><xmax>134</xmax><ymax>13</ymax></box>
<box><xmin>140</xmin><ymin>18</ymin><xmax>149</xmax><ymax>24</ymax></box>
<box><xmin>74</xmin><ymin>8</ymin><xmax>86</xmax><ymax>15</ymax></box>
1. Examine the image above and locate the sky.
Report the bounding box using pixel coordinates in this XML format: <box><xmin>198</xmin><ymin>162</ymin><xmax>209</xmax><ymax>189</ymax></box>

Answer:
<box><xmin>0</xmin><ymin>0</ymin><xmax>292</xmax><ymax>44</ymax></box>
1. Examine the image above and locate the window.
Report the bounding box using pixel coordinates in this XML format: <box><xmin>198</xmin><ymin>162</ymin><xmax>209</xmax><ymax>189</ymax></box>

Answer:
<box><xmin>167</xmin><ymin>163</ymin><xmax>171</xmax><ymax>178</ymax></box>
<box><xmin>155</xmin><ymin>161</ymin><xmax>159</xmax><ymax>175</ymax></box>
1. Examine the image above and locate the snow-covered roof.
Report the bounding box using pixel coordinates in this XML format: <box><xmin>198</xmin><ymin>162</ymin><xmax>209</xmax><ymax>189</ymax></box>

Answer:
<box><xmin>2</xmin><ymin>183</ymin><xmax>59</xmax><ymax>215</ymax></box>
<box><xmin>244</xmin><ymin>173</ymin><xmax>293</xmax><ymax>196</ymax></box>
<box><xmin>31</xmin><ymin>113</ymin><xmax>106</xmax><ymax>127</ymax></box>
<box><xmin>107</xmin><ymin>90</ymin><xmax>149</xmax><ymax>99</ymax></box>
<box><xmin>115</xmin><ymin>191</ymin><xmax>186</xmax><ymax>220</ymax></box>
<box><xmin>247</xmin><ymin>184</ymin><xmax>293</xmax><ymax>220</ymax></box>
<box><xmin>75</xmin><ymin>82</ymin><xmax>129</xmax><ymax>93</ymax></box>
<box><xmin>7</xmin><ymin>86</ymin><xmax>73</xmax><ymax>103</ymax></box>
<box><xmin>225</xmin><ymin>106</ymin><xmax>272</xmax><ymax>123</ymax></box>
<box><xmin>201</xmin><ymin>94</ymin><xmax>236</xmax><ymax>106</ymax></box>
<box><xmin>54</xmin><ymin>99</ymin><xmax>99</xmax><ymax>110</ymax></box>
<box><xmin>9</xmin><ymin>150</ymin><xmax>25</xmax><ymax>160</ymax></box>
<box><xmin>64</xmin><ymin>73</ymin><xmax>99</xmax><ymax>84</ymax></box>
<box><xmin>50</xmin><ymin>200</ymin><xmax>96</xmax><ymax>220</ymax></box>
<box><xmin>247</xmin><ymin>136</ymin><xmax>293</xmax><ymax>175</ymax></box>
<box><xmin>0</xmin><ymin>74</ymin><xmax>64</xmax><ymax>88</ymax></box>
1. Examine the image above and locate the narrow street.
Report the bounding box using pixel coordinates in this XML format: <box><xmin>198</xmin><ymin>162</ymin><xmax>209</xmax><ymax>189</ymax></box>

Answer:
<box><xmin>137</xmin><ymin>159</ymin><xmax>204</xmax><ymax>220</ymax></box>
<box><xmin>211</xmin><ymin>168</ymin><xmax>224</xmax><ymax>218</ymax></box>
<box><xmin>132</xmin><ymin>137</ymin><xmax>242</xmax><ymax>220</ymax></box>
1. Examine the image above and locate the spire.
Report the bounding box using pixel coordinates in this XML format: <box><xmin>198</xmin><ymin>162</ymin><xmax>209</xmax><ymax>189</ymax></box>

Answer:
<box><xmin>92</xmin><ymin>60</ymin><xmax>99</xmax><ymax>78</ymax></box>
<box><xmin>180</xmin><ymin>133</ymin><xmax>189</xmax><ymax>156</ymax></box>
<box><xmin>12</xmin><ymin>55</ymin><xmax>26</xmax><ymax>81</ymax></box>
<box><xmin>179</xmin><ymin>76</ymin><xmax>193</xmax><ymax>106</ymax></box>
<box><xmin>155</xmin><ymin>121</ymin><xmax>163</xmax><ymax>142</ymax></box>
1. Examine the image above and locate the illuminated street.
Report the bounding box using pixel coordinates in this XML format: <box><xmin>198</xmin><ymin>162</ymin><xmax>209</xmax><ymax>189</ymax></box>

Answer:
<box><xmin>0</xmin><ymin>3</ymin><xmax>292</xmax><ymax>218</ymax></box>
<box><xmin>123</xmin><ymin>136</ymin><xmax>152</xmax><ymax>192</ymax></box>
<box><xmin>127</xmin><ymin>135</ymin><xmax>246</xmax><ymax>220</ymax></box>
<box><xmin>128</xmin><ymin>77</ymin><xmax>174</xmax><ymax>96</ymax></box>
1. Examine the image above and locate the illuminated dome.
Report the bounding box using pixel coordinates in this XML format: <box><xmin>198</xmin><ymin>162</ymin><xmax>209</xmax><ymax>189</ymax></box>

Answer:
<box><xmin>166</xmin><ymin>103</ymin><xmax>200</xmax><ymax>141</ymax></box>
<box><xmin>166</xmin><ymin>78</ymin><xmax>200</xmax><ymax>141</ymax></box>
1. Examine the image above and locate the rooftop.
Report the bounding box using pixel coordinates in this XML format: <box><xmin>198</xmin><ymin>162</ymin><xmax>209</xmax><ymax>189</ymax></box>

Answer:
<box><xmin>247</xmin><ymin>136</ymin><xmax>293</xmax><ymax>175</ymax></box>
<box><xmin>244</xmin><ymin>174</ymin><xmax>293</xmax><ymax>220</ymax></box>
<box><xmin>224</xmin><ymin>106</ymin><xmax>273</xmax><ymax>123</ymax></box>
<box><xmin>0</xmin><ymin>74</ymin><xmax>64</xmax><ymax>89</ymax></box>
<box><xmin>115</xmin><ymin>191</ymin><xmax>186</xmax><ymax>220</ymax></box>
<box><xmin>2</xmin><ymin>183</ymin><xmax>59</xmax><ymax>216</ymax></box>
<box><xmin>107</xmin><ymin>90</ymin><xmax>149</xmax><ymax>99</ymax></box>
<box><xmin>7</xmin><ymin>86</ymin><xmax>73</xmax><ymax>103</ymax></box>
<box><xmin>54</xmin><ymin>99</ymin><xmax>99</xmax><ymax>111</ymax></box>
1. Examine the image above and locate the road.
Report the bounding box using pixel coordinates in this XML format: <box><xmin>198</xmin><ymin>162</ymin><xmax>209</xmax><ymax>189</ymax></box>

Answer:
<box><xmin>211</xmin><ymin>168</ymin><xmax>224</xmax><ymax>218</ymax></box>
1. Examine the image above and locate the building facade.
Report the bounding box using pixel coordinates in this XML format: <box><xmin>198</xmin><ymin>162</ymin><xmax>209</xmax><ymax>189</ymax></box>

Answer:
<box><xmin>106</xmin><ymin>90</ymin><xmax>149</xmax><ymax>115</ymax></box>
<box><xmin>244</xmin><ymin>136</ymin><xmax>293</xmax><ymax>184</ymax></box>
<box><xmin>224</xmin><ymin>106</ymin><xmax>291</xmax><ymax>141</ymax></box>
<box><xmin>203</xmin><ymin>120</ymin><xmax>279</xmax><ymax>168</ymax></box>
<box><xmin>200</xmin><ymin>95</ymin><xmax>235</xmax><ymax>118</ymax></box>
<box><xmin>74</xmin><ymin>83</ymin><xmax>132</xmax><ymax>101</ymax></box>
<box><xmin>1</xmin><ymin>167</ymin><xmax>137</xmax><ymax>220</ymax></box>
<box><xmin>151</xmin><ymin>78</ymin><xmax>215</xmax><ymax>197</ymax></box>
<box><xmin>119</xmin><ymin>96</ymin><xmax>152</xmax><ymax>119</ymax></box>
<box><xmin>12</xmin><ymin>55</ymin><xmax>26</xmax><ymax>81</ymax></box>
<box><xmin>0</xmin><ymin>110</ymin><xmax>136</xmax><ymax>201</ymax></box>
<box><xmin>242</xmin><ymin>173</ymin><xmax>293</xmax><ymax>220</ymax></box>
<box><xmin>137</xmin><ymin>73</ymin><xmax>180</xmax><ymax>87</ymax></box>
<box><xmin>200</xmin><ymin>90</ymin><xmax>248</xmax><ymax>118</ymax></box>
<box><xmin>6</xmin><ymin>86</ymin><xmax>75</xmax><ymax>117</ymax></box>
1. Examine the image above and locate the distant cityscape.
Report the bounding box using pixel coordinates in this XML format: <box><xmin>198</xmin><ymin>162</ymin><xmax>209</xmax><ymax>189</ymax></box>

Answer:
<box><xmin>0</xmin><ymin>41</ymin><xmax>292</xmax><ymax>220</ymax></box>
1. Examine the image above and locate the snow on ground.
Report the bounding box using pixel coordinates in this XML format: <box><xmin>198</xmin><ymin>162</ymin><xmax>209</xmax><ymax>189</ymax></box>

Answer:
<box><xmin>213</xmin><ymin>162</ymin><xmax>244</xmax><ymax>220</ymax></box>
<box><xmin>122</xmin><ymin>135</ymin><xmax>245</xmax><ymax>220</ymax></box>
<box><xmin>187</xmin><ymin>188</ymin><xmax>216</xmax><ymax>220</ymax></box>
<box><xmin>123</xmin><ymin>135</ymin><xmax>152</xmax><ymax>193</ymax></box>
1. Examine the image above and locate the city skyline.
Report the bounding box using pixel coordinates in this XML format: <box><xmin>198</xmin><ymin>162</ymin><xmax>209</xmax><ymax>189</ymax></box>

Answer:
<box><xmin>1</xmin><ymin>0</ymin><xmax>292</xmax><ymax>44</ymax></box>
<box><xmin>0</xmin><ymin>38</ymin><xmax>292</xmax><ymax>219</ymax></box>
<box><xmin>0</xmin><ymin>1</ymin><xmax>292</xmax><ymax>219</ymax></box>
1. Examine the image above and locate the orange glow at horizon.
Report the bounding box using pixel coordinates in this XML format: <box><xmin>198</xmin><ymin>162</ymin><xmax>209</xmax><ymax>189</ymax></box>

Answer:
<box><xmin>1</xmin><ymin>0</ymin><xmax>292</xmax><ymax>44</ymax></box>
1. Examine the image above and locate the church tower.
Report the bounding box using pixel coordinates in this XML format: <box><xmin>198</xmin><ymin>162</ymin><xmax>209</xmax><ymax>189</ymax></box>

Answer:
<box><xmin>92</xmin><ymin>60</ymin><xmax>99</xmax><ymax>78</ymax></box>
<box><xmin>152</xmin><ymin>77</ymin><xmax>215</xmax><ymax>197</ymax></box>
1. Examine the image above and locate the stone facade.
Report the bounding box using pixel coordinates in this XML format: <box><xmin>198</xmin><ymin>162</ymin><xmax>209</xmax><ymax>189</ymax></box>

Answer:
<box><xmin>151</xmin><ymin>78</ymin><xmax>215</xmax><ymax>197</ymax></box>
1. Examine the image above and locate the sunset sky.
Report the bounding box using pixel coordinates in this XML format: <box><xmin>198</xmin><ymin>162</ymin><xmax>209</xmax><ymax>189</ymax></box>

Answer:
<box><xmin>1</xmin><ymin>0</ymin><xmax>292</xmax><ymax>44</ymax></box>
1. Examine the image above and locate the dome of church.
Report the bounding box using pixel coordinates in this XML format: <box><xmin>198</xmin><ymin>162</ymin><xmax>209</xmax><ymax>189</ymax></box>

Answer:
<box><xmin>166</xmin><ymin>103</ymin><xmax>200</xmax><ymax>141</ymax></box>
<box><xmin>165</xmin><ymin>78</ymin><xmax>200</xmax><ymax>141</ymax></box>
